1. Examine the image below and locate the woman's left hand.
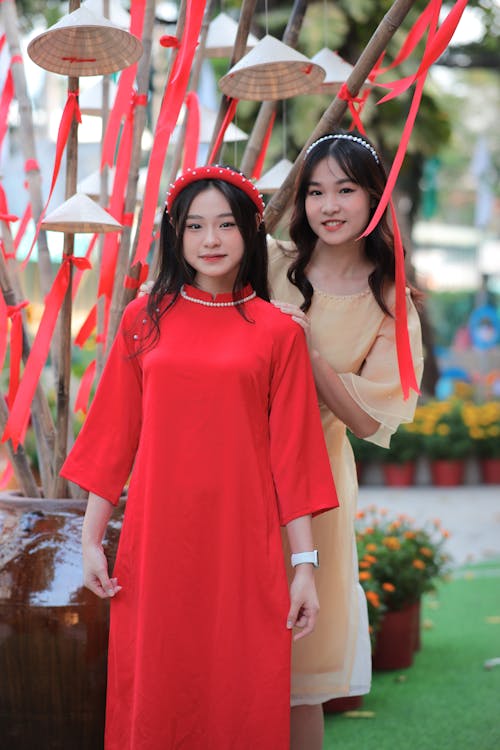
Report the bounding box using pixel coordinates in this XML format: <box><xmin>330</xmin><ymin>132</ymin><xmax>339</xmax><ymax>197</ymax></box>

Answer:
<box><xmin>286</xmin><ymin>567</ymin><xmax>319</xmax><ymax>641</ymax></box>
<box><xmin>271</xmin><ymin>300</ymin><xmax>311</xmax><ymax>347</ymax></box>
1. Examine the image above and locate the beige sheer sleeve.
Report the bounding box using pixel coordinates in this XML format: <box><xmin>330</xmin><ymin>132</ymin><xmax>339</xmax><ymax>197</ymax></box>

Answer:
<box><xmin>339</xmin><ymin>291</ymin><xmax>424</xmax><ymax>448</ymax></box>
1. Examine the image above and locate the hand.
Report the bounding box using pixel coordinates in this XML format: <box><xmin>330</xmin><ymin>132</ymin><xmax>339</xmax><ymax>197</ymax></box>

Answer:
<box><xmin>286</xmin><ymin>566</ymin><xmax>319</xmax><ymax>641</ymax></box>
<box><xmin>271</xmin><ymin>300</ymin><xmax>312</xmax><ymax>348</ymax></box>
<box><xmin>82</xmin><ymin>542</ymin><xmax>122</xmax><ymax>599</ymax></box>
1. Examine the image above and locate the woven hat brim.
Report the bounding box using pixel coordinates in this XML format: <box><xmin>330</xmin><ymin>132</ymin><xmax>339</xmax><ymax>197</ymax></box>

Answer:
<box><xmin>219</xmin><ymin>61</ymin><xmax>325</xmax><ymax>101</ymax></box>
<box><xmin>42</xmin><ymin>193</ymin><xmax>122</xmax><ymax>233</ymax></box>
<box><xmin>27</xmin><ymin>26</ymin><xmax>143</xmax><ymax>76</ymax></box>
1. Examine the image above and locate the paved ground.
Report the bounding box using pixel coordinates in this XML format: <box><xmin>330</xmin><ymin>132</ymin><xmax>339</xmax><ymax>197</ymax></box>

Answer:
<box><xmin>358</xmin><ymin>485</ymin><xmax>500</xmax><ymax>568</ymax></box>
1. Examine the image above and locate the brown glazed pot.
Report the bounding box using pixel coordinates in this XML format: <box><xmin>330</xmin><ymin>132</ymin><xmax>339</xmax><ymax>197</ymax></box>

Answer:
<box><xmin>0</xmin><ymin>493</ymin><xmax>123</xmax><ymax>750</ymax></box>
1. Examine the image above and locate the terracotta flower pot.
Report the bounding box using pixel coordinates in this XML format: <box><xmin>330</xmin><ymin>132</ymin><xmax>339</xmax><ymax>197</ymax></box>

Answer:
<box><xmin>372</xmin><ymin>601</ymin><xmax>420</xmax><ymax>671</ymax></box>
<box><xmin>479</xmin><ymin>457</ymin><xmax>500</xmax><ymax>484</ymax></box>
<box><xmin>0</xmin><ymin>493</ymin><xmax>123</xmax><ymax>749</ymax></box>
<box><xmin>382</xmin><ymin>461</ymin><xmax>416</xmax><ymax>487</ymax></box>
<box><xmin>430</xmin><ymin>458</ymin><xmax>465</xmax><ymax>486</ymax></box>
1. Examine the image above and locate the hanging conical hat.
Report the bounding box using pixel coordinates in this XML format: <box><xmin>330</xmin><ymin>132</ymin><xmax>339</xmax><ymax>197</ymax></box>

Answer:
<box><xmin>219</xmin><ymin>35</ymin><xmax>325</xmax><ymax>101</ymax></box>
<box><xmin>255</xmin><ymin>158</ymin><xmax>293</xmax><ymax>194</ymax></box>
<box><xmin>82</xmin><ymin>0</ymin><xmax>131</xmax><ymax>29</ymax></box>
<box><xmin>79</xmin><ymin>79</ymin><xmax>118</xmax><ymax>115</ymax></box>
<box><xmin>205</xmin><ymin>13</ymin><xmax>259</xmax><ymax>59</ymax></box>
<box><xmin>311</xmin><ymin>48</ymin><xmax>370</xmax><ymax>95</ymax></box>
<box><xmin>41</xmin><ymin>193</ymin><xmax>122</xmax><ymax>233</ymax></box>
<box><xmin>27</xmin><ymin>6</ymin><xmax>143</xmax><ymax>77</ymax></box>
<box><xmin>173</xmin><ymin>103</ymin><xmax>248</xmax><ymax>144</ymax></box>
<box><xmin>77</xmin><ymin>167</ymin><xmax>116</xmax><ymax>199</ymax></box>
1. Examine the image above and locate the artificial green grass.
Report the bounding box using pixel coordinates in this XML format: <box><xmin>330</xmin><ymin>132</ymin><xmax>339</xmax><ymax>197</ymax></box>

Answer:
<box><xmin>324</xmin><ymin>563</ymin><xmax>500</xmax><ymax>750</ymax></box>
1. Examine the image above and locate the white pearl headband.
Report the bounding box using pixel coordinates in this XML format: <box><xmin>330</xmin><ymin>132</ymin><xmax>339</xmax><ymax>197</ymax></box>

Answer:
<box><xmin>305</xmin><ymin>134</ymin><xmax>380</xmax><ymax>164</ymax></box>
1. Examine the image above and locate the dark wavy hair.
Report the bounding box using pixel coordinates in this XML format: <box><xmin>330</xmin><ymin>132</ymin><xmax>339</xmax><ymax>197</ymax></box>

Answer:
<box><xmin>287</xmin><ymin>129</ymin><xmax>399</xmax><ymax>315</ymax></box>
<box><xmin>143</xmin><ymin>175</ymin><xmax>269</xmax><ymax>346</ymax></box>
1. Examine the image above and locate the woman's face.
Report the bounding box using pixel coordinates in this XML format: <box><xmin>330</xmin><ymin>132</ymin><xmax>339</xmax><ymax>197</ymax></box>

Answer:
<box><xmin>182</xmin><ymin>186</ymin><xmax>245</xmax><ymax>293</ymax></box>
<box><xmin>304</xmin><ymin>156</ymin><xmax>371</xmax><ymax>250</ymax></box>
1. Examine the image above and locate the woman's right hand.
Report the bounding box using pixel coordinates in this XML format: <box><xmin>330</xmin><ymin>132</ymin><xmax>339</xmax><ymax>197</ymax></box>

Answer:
<box><xmin>82</xmin><ymin>542</ymin><xmax>121</xmax><ymax>599</ymax></box>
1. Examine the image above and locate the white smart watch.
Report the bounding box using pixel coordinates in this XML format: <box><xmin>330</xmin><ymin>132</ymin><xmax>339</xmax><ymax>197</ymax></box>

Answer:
<box><xmin>291</xmin><ymin>550</ymin><xmax>319</xmax><ymax>568</ymax></box>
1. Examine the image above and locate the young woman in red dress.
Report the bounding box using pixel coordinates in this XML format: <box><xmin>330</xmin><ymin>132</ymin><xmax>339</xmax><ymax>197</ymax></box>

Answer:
<box><xmin>61</xmin><ymin>166</ymin><xmax>338</xmax><ymax>750</ymax></box>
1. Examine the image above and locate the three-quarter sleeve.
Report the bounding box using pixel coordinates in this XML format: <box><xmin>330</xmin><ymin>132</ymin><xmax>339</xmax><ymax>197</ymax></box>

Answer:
<box><xmin>60</xmin><ymin>303</ymin><xmax>144</xmax><ymax>504</ymax></box>
<box><xmin>269</xmin><ymin>321</ymin><xmax>338</xmax><ymax>526</ymax></box>
<box><xmin>338</xmin><ymin>291</ymin><xmax>424</xmax><ymax>448</ymax></box>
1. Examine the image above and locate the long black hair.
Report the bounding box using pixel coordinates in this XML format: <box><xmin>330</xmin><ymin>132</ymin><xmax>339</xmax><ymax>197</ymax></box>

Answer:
<box><xmin>144</xmin><ymin>175</ymin><xmax>270</xmax><ymax>344</ymax></box>
<box><xmin>287</xmin><ymin>129</ymin><xmax>398</xmax><ymax>315</ymax></box>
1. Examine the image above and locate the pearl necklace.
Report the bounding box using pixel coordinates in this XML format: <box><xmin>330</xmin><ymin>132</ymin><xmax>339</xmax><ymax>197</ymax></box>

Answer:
<box><xmin>180</xmin><ymin>286</ymin><xmax>256</xmax><ymax>307</ymax></box>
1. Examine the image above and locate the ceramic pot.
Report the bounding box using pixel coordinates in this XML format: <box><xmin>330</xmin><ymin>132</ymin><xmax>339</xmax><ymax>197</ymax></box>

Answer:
<box><xmin>430</xmin><ymin>459</ymin><xmax>465</xmax><ymax>486</ymax></box>
<box><xmin>372</xmin><ymin>600</ymin><xmax>420</xmax><ymax>671</ymax></box>
<box><xmin>0</xmin><ymin>493</ymin><xmax>123</xmax><ymax>750</ymax></box>
<box><xmin>382</xmin><ymin>461</ymin><xmax>416</xmax><ymax>487</ymax></box>
<box><xmin>479</xmin><ymin>457</ymin><xmax>500</xmax><ymax>484</ymax></box>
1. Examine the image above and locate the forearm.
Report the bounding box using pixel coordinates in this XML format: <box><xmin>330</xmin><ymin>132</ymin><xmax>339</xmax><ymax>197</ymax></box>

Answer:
<box><xmin>82</xmin><ymin>492</ymin><xmax>115</xmax><ymax>546</ymax></box>
<box><xmin>285</xmin><ymin>514</ymin><xmax>314</xmax><ymax>555</ymax></box>
<box><xmin>310</xmin><ymin>348</ymin><xmax>379</xmax><ymax>438</ymax></box>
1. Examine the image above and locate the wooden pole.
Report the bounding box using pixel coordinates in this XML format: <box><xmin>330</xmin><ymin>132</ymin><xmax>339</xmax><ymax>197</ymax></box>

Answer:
<box><xmin>50</xmin><ymin>0</ymin><xmax>81</xmax><ymax>498</ymax></box>
<box><xmin>264</xmin><ymin>0</ymin><xmax>418</xmax><ymax>233</ymax></box>
<box><xmin>205</xmin><ymin>0</ymin><xmax>258</xmax><ymax>165</ymax></box>
<box><xmin>240</xmin><ymin>0</ymin><xmax>308</xmax><ymax>177</ymax></box>
<box><xmin>105</xmin><ymin>0</ymin><xmax>157</xmax><ymax>351</ymax></box>
<box><xmin>0</xmin><ymin>396</ymin><xmax>40</xmax><ymax>497</ymax></box>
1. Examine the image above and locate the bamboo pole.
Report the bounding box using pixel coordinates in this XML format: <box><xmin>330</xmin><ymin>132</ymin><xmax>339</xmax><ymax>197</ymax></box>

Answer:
<box><xmin>114</xmin><ymin>0</ymin><xmax>189</xmax><ymax>321</ymax></box>
<box><xmin>0</xmin><ymin>225</ymin><xmax>55</xmax><ymax>495</ymax></box>
<box><xmin>167</xmin><ymin>0</ymin><xmax>216</xmax><ymax>184</ymax></box>
<box><xmin>0</xmin><ymin>396</ymin><xmax>40</xmax><ymax>497</ymax></box>
<box><xmin>264</xmin><ymin>0</ymin><xmax>418</xmax><ymax>233</ymax></box>
<box><xmin>240</xmin><ymin>0</ymin><xmax>308</xmax><ymax>177</ymax></box>
<box><xmin>105</xmin><ymin>0</ymin><xmax>157</xmax><ymax>351</ymax></box>
<box><xmin>205</xmin><ymin>0</ymin><xmax>259</xmax><ymax>165</ymax></box>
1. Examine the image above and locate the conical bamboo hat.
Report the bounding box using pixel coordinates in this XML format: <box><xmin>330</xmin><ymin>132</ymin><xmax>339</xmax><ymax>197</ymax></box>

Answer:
<box><xmin>79</xmin><ymin>79</ymin><xmax>118</xmax><ymax>116</ymax></box>
<box><xmin>255</xmin><ymin>158</ymin><xmax>293</xmax><ymax>193</ymax></box>
<box><xmin>219</xmin><ymin>35</ymin><xmax>325</xmax><ymax>101</ymax></box>
<box><xmin>77</xmin><ymin>168</ymin><xmax>116</xmax><ymax>199</ymax></box>
<box><xmin>82</xmin><ymin>0</ymin><xmax>131</xmax><ymax>29</ymax></box>
<box><xmin>311</xmin><ymin>48</ymin><xmax>370</xmax><ymax>94</ymax></box>
<box><xmin>27</xmin><ymin>6</ymin><xmax>143</xmax><ymax>77</ymax></box>
<box><xmin>41</xmin><ymin>193</ymin><xmax>122</xmax><ymax>233</ymax></box>
<box><xmin>173</xmin><ymin>103</ymin><xmax>248</xmax><ymax>144</ymax></box>
<box><xmin>205</xmin><ymin>13</ymin><xmax>259</xmax><ymax>58</ymax></box>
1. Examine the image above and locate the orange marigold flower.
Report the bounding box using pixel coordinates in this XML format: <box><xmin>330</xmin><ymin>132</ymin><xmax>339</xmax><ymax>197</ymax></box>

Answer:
<box><xmin>412</xmin><ymin>559</ymin><xmax>426</xmax><ymax>570</ymax></box>
<box><xmin>364</xmin><ymin>554</ymin><xmax>377</xmax><ymax>564</ymax></box>
<box><xmin>359</xmin><ymin>571</ymin><xmax>372</xmax><ymax>581</ymax></box>
<box><xmin>366</xmin><ymin>543</ymin><xmax>378</xmax><ymax>552</ymax></box>
<box><xmin>366</xmin><ymin>590</ymin><xmax>380</xmax><ymax>608</ymax></box>
<box><xmin>404</xmin><ymin>531</ymin><xmax>416</xmax><ymax>539</ymax></box>
<box><xmin>443</xmin><ymin>530</ymin><xmax>450</xmax><ymax>538</ymax></box>
<box><xmin>383</xmin><ymin>536</ymin><xmax>401</xmax><ymax>550</ymax></box>
<box><xmin>382</xmin><ymin>582</ymin><xmax>396</xmax><ymax>592</ymax></box>
<box><xmin>365</xmin><ymin>527</ymin><xmax>374</xmax><ymax>535</ymax></box>
<box><xmin>359</xmin><ymin>560</ymin><xmax>371</xmax><ymax>569</ymax></box>
<box><xmin>420</xmin><ymin>547</ymin><xmax>433</xmax><ymax>557</ymax></box>
<box><xmin>356</xmin><ymin>510</ymin><xmax>365</xmax><ymax>519</ymax></box>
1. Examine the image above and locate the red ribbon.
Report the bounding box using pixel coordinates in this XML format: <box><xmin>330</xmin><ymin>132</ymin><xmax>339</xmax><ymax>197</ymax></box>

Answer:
<box><xmin>207</xmin><ymin>97</ymin><xmax>239</xmax><ymax>165</ymax></box>
<box><xmin>338</xmin><ymin>84</ymin><xmax>370</xmax><ymax>134</ymax></box>
<box><xmin>0</xmin><ymin>183</ymin><xmax>18</xmax><ymax>224</ymax></box>
<box><xmin>74</xmin><ymin>303</ymin><xmax>97</xmax><ymax>348</ymax></box>
<box><xmin>25</xmin><ymin>158</ymin><xmax>40</xmax><ymax>172</ymax></box>
<box><xmin>182</xmin><ymin>91</ymin><xmax>201</xmax><ymax>171</ymax></box>
<box><xmin>72</xmin><ymin>233</ymin><xmax>98</xmax><ymax>300</ymax></box>
<box><xmin>2</xmin><ymin>255</ymin><xmax>91</xmax><ymax>448</ymax></box>
<box><xmin>133</xmin><ymin>0</ymin><xmax>207</xmax><ymax>266</ymax></box>
<box><xmin>23</xmin><ymin>91</ymin><xmax>82</xmax><ymax>267</ymax></box>
<box><xmin>74</xmin><ymin>359</ymin><xmax>97</xmax><ymax>415</ymax></box>
<box><xmin>0</xmin><ymin>460</ymin><xmax>13</xmax><ymax>490</ymax></box>
<box><xmin>160</xmin><ymin>35</ymin><xmax>180</xmax><ymax>48</ymax></box>
<box><xmin>0</xmin><ymin>68</ymin><xmax>14</xmax><ymax>147</ymax></box>
<box><xmin>252</xmin><ymin>111</ymin><xmax>276</xmax><ymax>180</ymax></box>
<box><xmin>6</xmin><ymin>301</ymin><xmax>29</xmax><ymax>408</ymax></box>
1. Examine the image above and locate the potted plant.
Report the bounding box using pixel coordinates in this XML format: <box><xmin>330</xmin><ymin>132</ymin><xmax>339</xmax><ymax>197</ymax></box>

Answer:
<box><xmin>463</xmin><ymin>401</ymin><xmax>500</xmax><ymax>484</ymax></box>
<box><xmin>356</xmin><ymin>505</ymin><xmax>450</xmax><ymax>669</ymax></box>
<box><xmin>415</xmin><ymin>399</ymin><xmax>473</xmax><ymax>485</ymax></box>
<box><xmin>381</xmin><ymin>421</ymin><xmax>422</xmax><ymax>486</ymax></box>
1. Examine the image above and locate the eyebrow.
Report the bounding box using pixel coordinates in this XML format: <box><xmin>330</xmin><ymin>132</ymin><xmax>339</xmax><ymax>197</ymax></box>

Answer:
<box><xmin>308</xmin><ymin>178</ymin><xmax>354</xmax><ymax>187</ymax></box>
<box><xmin>186</xmin><ymin>212</ymin><xmax>235</xmax><ymax>219</ymax></box>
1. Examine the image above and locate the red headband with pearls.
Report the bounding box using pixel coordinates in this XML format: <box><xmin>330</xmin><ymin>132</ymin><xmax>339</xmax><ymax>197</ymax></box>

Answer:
<box><xmin>166</xmin><ymin>166</ymin><xmax>265</xmax><ymax>217</ymax></box>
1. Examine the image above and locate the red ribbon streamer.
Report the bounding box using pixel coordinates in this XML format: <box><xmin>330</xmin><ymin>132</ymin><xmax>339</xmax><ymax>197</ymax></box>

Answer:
<box><xmin>72</xmin><ymin>233</ymin><xmax>98</xmax><ymax>300</ymax></box>
<box><xmin>23</xmin><ymin>92</ymin><xmax>82</xmax><ymax>267</ymax></box>
<box><xmin>207</xmin><ymin>97</ymin><xmax>239</xmax><ymax>165</ymax></box>
<box><xmin>6</xmin><ymin>301</ymin><xmax>29</xmax><ymax>408</ymax></box>
<box><xmin>0</xmin><ymin>68</ymin><xmax>14</xmax><ymax>147</ymax></box>
<box><xmin>133</xmin><ymin>0</ymin><xmax>207</xmax><ymax>266</ymax></box>
<box><xmin>338</xmin><ymin>85</ymin><xmax>370</xmax><ymax>134</ymax></box>
<box><xmin>182</xmin><ymin>91</ymin><xmax>201</xmax><ymax>171</ymax></box>
<box><xmin>0</xmin><ymin>460</ymin><xmax>13</xmax><ymax>490</ymax></box>
<box><xmin>2</xmin><ymin>255</ymin><xmax>91</xmax><ymax>448</ymax></box>
<box><xmin>252</xmin><ymin>111</ymin><xmax>276</xmax><ymax>180</ymax></box>
<box><xmin>74</xmin><ymin>359</ymin><xmax>97</xmax><ymax>415</ymax></box>
<box><xmin>74</xmin><ymin>304</ymin><xmax>97</xmax><ymax>348</ymax></box>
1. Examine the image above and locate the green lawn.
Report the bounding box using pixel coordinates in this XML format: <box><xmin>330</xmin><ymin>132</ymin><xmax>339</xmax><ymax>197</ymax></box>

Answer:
<box><xmin>324</xmin><ymin>562</ymin><xmax>500</xmax><ymax>750</ymax></box>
